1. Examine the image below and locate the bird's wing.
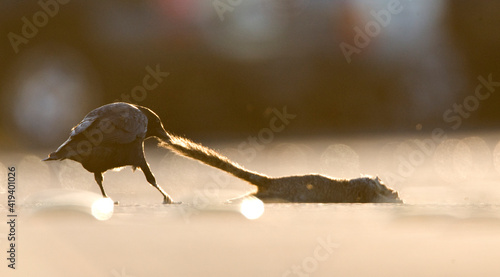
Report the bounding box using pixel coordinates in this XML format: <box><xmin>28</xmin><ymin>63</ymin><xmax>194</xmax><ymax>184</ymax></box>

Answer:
<box><xmin>70</xmin><ymin>109</ymin><xmax>100</xmax><ymax>137</ymax></box>
<box><xmin>69</xmin><ymin>102</ymin><xmax>148</xmax><ymax>144</ymax></box>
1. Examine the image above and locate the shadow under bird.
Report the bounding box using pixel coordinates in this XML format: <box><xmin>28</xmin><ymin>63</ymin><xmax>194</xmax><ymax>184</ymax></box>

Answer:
<box><xmin>43</xmin><ymin>102</ymin><xmax>174</xmax><ymax>204</ymax></box>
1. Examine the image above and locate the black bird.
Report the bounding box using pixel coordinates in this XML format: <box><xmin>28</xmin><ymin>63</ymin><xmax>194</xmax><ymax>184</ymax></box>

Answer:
<box><xmin>43</xmin><ymin>102</ymin><xmax>174</xmax><ymax>204</ymax></box>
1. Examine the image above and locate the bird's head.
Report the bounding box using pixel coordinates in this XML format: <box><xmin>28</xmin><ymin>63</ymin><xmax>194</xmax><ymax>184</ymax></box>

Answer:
<box><xmin>135</xmin><ymin>105</ymin><xmax>170</xmax><ymax>141</ymax></box>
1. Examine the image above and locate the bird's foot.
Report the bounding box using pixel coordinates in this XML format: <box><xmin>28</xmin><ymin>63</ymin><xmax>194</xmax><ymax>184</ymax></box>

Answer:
<box><xmin>163</xmin><ymin>196</ymin><xmax>181</xmax><ymax>204</ymax></box>
<box><xmin>102</xmin><ymin>196</ymin><xmax>118</xmax><ymax>205</ymax></box>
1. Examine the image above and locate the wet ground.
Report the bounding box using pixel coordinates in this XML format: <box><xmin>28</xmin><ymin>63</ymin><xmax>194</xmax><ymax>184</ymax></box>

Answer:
<box><xmin>2</xmin><ymin>132</ymin><xmax>500</xmax><ymax>276</ymax></box>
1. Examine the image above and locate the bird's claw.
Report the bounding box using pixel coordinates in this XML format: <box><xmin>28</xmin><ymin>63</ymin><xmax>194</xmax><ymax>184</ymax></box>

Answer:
<box><xmin>163</xmin><ymin>197</ymin><xmax>172</xmax><ymax>204</ymax></box>
<box><xmin>163</xmin><ymin>197</ymin><xmax>181</xmax><ymax>204</ymax></box>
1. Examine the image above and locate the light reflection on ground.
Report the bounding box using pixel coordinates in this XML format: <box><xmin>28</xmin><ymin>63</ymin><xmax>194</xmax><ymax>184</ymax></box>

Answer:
<box><xmin>91</xmin><ymin>197</ymin><xmax>114</xmax><ymax>221</ymax></box>
<box><xmin>239</xmin><ymin>196</ymin><xmax>265</xmax><ymax>220</ymax></box>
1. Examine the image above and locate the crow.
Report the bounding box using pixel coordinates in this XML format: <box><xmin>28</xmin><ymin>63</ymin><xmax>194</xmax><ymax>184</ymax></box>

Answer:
<box><xmin>44</xmin><ymin>102</ymin><xmax>402</xmax><ymax>204</ymax></box>
<box><xmin>43</xmin><ymin>102</ymin><xmax>174</xmax><ymax>204</ymax></box>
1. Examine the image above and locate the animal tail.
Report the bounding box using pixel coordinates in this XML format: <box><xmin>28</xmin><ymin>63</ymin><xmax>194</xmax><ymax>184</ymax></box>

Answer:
<box><xmin>160</xmin><ymin>134</ymin><xmax>270</xmax><ymax>187</ymax></box>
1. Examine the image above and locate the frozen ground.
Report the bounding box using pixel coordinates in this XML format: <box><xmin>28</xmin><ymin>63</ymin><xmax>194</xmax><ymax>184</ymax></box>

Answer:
<box><xmin>2</xmin><ymin>132</ymin><xmax>500</xmax><ymax>276</ymax></box>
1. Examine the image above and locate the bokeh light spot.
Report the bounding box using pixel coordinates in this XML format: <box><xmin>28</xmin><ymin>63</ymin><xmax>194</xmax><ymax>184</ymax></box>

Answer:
<box><xmin>91</xmin><ymin>197</ymin><xmax>114</xmax><ymax>221</ymax></box>
<box><xmin>240</xmin><ymin>197</ymin><xmax>264</xmax><ymax>220</ymax></box>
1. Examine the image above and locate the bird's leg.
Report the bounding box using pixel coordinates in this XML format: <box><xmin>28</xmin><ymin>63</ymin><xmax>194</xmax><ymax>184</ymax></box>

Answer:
<box><xmin>94</xmin><ymin>172</ymin><xmax>120</xmax><ymax>205</ymax></box>
<box><xmin>140</xmin><ymin>163</ymin><xmax>174</xmax><ymax>204</ymax></box>
<box><xmin>94</xmin><ymin>172</ymin><xmax>108</xmax><ymax>198</ymax></box>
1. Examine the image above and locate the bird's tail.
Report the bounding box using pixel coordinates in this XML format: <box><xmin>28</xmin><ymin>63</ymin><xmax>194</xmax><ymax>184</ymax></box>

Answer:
<box><xmin>159</xmin><ymin>134</ymin><xmax>270</xmax><ymax>187</ymax></box>
<box><xmin>42</xmin><ymin>138</ymin><xmax>82</xmax><ymax>162</ymax></box>
<box><xmin>42</xmin><ymin>151</ymin><xmax>63</xmax><ymax>161</ymax></box>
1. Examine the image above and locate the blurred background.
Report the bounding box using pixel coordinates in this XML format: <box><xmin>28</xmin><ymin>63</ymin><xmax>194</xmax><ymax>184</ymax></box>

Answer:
<box><xmin>0</xmin><ymin>0</ymin><xmax>499</xmax><ymax>150</ymax></box>
<box><xmin>3</xmin><ymin>3</ymin><xmax>500</xmax><ymax>276</ymax></box>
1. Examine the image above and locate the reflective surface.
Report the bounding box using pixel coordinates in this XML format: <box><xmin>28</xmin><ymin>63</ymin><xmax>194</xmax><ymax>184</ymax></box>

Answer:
<box><xmin>2</xmin><ymin>133</ymin><xmax>500</xmax><ymax>276</ymax></box>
